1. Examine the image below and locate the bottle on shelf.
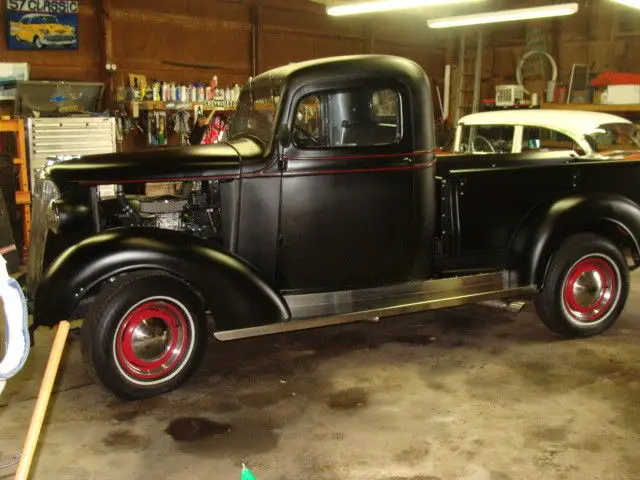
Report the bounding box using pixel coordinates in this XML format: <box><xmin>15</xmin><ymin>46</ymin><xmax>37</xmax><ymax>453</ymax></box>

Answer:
<box><xmin>152</xmin><ymin>81</ymin><xmax>161</xmax><ymax>102</ymax></box>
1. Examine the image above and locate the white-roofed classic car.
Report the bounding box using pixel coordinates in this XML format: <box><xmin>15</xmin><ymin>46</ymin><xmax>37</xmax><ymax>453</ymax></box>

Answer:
<box><xmin>452</xmin><ymin>109</ymin><xmax>640</xmax><ymax>159</ymax></box>
<box><xmin>27</xmin><ymin>55</ymin><xmax>640</xmax><ymax>400</ymax></box>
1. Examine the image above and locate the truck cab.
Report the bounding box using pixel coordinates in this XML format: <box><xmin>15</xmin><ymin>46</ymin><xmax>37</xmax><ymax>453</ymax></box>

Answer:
<box><xmin>28</xmin><ymin>55</ymin><xmax>640</xmax><ymax>400</ymax></box>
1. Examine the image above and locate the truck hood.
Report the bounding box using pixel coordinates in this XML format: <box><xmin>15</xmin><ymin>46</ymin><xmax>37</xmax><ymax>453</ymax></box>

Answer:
<box><xmin>47</xmin><ymin>138</ymin><xmax>265</xmax><ymax>185</ymax></box>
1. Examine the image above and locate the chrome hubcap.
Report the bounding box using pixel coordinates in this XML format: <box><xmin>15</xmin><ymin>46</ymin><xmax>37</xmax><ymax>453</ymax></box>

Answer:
<box><xmin>572</xmin><ymin>270</ymin><xmax>605</xmax><ymax>308</ymax></box>
<box><xmin>131</xmin><ymin>317</ymin><xmax>171</xmax><ymax>361</ymax></box>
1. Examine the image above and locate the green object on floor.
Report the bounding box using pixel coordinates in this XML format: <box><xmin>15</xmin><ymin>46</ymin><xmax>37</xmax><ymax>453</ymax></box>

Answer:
<box><xmin>241</xmin><ymin>464</ymin><xmax>259</xmax><ymax>480</ymax></box>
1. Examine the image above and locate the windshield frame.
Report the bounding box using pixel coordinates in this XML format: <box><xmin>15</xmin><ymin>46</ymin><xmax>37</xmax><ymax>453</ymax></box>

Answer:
<box><xmin>226</xmin><ymin>78</ymin><xmax>283</xmax><ymax>152</ymax></box>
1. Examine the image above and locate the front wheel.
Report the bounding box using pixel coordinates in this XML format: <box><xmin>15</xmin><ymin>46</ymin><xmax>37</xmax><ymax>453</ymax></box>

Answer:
<box><xmin>535</xmin><ymin>233</ymin><xmax>629</xmax><ymax>338</ymax></box>
<box><xmin>81</xmin><ymin>270</ymin><xmax>208</xmax><ymax>399</ymax></box>
<box><xmin>33</xmin><ymin>36</ymin><xmax>44</xmax><ymax>49</ymax></box>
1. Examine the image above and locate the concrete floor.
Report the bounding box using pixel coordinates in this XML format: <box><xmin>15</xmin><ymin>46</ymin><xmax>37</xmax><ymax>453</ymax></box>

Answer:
<box><xmin>1</xmin><ymin>275</ymin><xmax>640</xmax><ymax>480</ymax></box>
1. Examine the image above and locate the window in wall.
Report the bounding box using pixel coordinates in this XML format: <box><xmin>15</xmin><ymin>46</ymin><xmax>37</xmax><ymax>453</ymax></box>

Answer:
<box><xmin>292</xmin><ymin>88</ymin><xmax>401</xmax><ymax>149</ymax></box>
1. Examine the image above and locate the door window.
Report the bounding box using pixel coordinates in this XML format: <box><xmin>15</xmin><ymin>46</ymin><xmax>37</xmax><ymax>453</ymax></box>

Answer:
<box><xmin>459</xmin><ymin>125</ymin><xmax>514</xmax><ymax>153</ymax></box>
<box><xmin>292</xmin><ymin>88</ymin><xmax>401</xmax><ymax>149</ymax></box>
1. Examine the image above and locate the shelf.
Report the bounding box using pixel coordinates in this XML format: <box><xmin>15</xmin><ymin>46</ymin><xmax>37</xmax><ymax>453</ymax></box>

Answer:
<box><xmin>16</xmin><ymin>191</ymin><xmax>30</xmax><ymax>205</ymax></box>
<box><xmin>125</xmin><ymin>100</ymin><xmax>236</xmax><ymax>112</ymax></box>
<box><xmin>13</xmin><ymin>157</ymin><xmax>24</xmax><ymax>165</ymax></box>
<box><xmin>541</xmin><ymin>103</ymin><xmax>640</xmax><ymax>112</ymax></box>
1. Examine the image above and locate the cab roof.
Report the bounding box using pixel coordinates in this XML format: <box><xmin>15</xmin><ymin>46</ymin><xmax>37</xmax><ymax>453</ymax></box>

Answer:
<box><xmin>252</xmin><ymin>54</ymin><xmax>427</xmax><ymax>91</ymax></box>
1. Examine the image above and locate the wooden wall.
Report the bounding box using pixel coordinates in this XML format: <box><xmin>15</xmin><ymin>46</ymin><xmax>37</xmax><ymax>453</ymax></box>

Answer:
<box><xmin>0</xmin><ymin>0</ymin><xmax>447</xmax><ymax>104</ymax></box>
<box><xmin>471</xmin><ymin>0</ymin><xmax>640</xmax><ymax>102</ymax></box>
<box><xmin>0</xmin><ymin>2</ymin><xmax>101</xmax><ymax>81</ymax></box>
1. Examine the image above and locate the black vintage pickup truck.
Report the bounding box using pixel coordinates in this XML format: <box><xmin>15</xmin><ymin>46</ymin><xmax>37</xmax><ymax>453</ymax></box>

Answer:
<box><xmin>28</xmin><ymin>55</ymin><xmax>640</xmax><ymax>399</ymax></box>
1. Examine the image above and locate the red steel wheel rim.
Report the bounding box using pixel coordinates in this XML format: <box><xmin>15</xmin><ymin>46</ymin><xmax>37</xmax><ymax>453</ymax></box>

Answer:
<box><xmin>562</xmin><ymin>255</ymin><xmax>619</xmax><ymax>324</ymax></box>
<box><xmin>115</xmin><ymin>299</ymin><xmax>190</xmax><ymax>381</ymax></box>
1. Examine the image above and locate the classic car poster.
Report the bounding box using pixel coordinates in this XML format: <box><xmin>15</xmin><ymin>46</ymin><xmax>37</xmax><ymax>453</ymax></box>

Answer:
<box><xmin>6</xmin><ymin>0</ymin><xmax>78</xmax><ymax>50</ymax></box>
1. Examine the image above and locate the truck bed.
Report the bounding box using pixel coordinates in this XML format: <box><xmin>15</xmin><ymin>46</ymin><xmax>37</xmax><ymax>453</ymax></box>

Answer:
<box><xmin>434</xmin><ymin>152</ymin><xmax>640</xmax><ymax>274</ymax></box>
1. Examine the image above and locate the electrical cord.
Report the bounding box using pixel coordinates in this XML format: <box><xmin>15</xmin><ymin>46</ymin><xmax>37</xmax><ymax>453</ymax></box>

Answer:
<box><xmin>516</xmin><ymin>50</ymin><xmax>558</xmax><ymax>96</ymax></box>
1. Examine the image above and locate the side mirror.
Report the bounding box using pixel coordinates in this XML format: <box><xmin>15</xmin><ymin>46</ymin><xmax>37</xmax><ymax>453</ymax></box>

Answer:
<box><xmin>276</xmin><ymin>124</ymin><xmax>291</xmax><ymax>148</ymax></box>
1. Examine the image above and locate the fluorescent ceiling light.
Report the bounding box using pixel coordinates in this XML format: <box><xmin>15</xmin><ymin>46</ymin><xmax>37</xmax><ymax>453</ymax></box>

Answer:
<box><xmin>427</xmin><ymin>2</ymin><xmax>579</xmax><ymax>28</ymax></box>
<box><xmin>608</xmin><ymin>0</ymin><xmax>640</xmax><ymax>9</ymax></box>
<box><xmin>327</xmin><ymin>0</ymin><xmax>483</xmax><ymax>17</ymax></box>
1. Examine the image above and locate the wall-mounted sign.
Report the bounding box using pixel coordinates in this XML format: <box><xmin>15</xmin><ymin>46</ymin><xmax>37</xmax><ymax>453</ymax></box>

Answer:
<box><xmin>6</xmin><ymin>0</ymin><xmax>78</xmax><ymax>50</ymax></box>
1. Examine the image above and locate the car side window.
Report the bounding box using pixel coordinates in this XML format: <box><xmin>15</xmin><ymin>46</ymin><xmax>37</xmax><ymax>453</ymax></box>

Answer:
<box><xmin>523</xmin><ymin>126</ymin><xmax>585</xmax><ymax>155</ymax></box>
<box><xmin>292</xmin><ymin>88</ymin><xmax>401</xmax><ymax>149</ymax></box>
<box><xmin>460</xmin><ymin>125</ymin><xmax>514</xmax><ymax>153</ymax></box>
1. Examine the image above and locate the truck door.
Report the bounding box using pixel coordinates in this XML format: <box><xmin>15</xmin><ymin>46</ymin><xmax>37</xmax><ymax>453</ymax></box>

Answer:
<box><xmin>276</xmin><ymin>81</ymin><xmax>418</xmax><ymax>292</ymax></box>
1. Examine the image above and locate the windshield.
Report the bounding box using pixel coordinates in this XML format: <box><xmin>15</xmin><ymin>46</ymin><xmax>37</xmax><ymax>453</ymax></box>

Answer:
<box><xmin>33</xmin><ymin>15</ymin><xmax>59</xmax><ymax>24</ymax></box>
<box><xmin>585</xmin><ymin>122</ymin><xmax>640</xmax><ymax>153</ymax></box>
<box><xmin>227</xmin><ymin>85</ymin><xmax>280</xmax><ymax>145</ymax></box>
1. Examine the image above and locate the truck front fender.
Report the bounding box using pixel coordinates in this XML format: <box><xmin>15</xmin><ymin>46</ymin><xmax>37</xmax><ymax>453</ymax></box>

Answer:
<box><xmin>507</xmin><ymin>194</ymin><xmax>640</xmax><ymax>287</ymax></box>
<box><xmin>33</xmin><ymin>228</ymin><xmax>291</xmax><ymax>330</ymax></box>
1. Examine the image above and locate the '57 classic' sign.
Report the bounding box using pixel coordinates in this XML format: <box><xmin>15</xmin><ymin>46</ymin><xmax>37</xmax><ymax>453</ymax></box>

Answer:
<box><xmin>6</xmin><ymin>0</ymin><xmax>78</xmax><ymax>50</ymax></box>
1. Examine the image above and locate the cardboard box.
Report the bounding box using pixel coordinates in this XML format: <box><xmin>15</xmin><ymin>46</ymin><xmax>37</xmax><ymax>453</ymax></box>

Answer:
<box><xmin>602</xmin><ymin>85</ymin><xmax>640</xmax><ymax>105</ymax></box>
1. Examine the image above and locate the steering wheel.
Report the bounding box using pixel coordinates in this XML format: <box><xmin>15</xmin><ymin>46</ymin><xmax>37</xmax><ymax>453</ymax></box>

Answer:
<box><xmin>492</xmin><ymin>139</ymin><xmax>511</xmax><ymax>153</ymax></box>
<box><xmin>293</xmin><ymin>125</ymin><xmax>321</xmax><ymax>147</ymax></box>
<box><xmin>471</xmin><ymin>135</ymin><xmax>496</xmax><ymax>153</ymax></box>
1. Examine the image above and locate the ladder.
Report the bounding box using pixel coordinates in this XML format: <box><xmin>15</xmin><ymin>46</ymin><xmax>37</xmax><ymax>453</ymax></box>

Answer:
<box><xmin>0</xmin><ymin>120</ymin><xmax>30</xmax><ymax>254</ymax></box>
<box><xmin>455</xmin><ymin>31</ymin><xmax>483</xmax><ymax>124</ymax></box>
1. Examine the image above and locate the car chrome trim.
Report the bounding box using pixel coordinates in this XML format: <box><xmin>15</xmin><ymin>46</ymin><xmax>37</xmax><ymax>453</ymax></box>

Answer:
<box><xmin>214</xmin><ymin>272</ymin><xmax>537</xmax><ymax>341</ymax></box>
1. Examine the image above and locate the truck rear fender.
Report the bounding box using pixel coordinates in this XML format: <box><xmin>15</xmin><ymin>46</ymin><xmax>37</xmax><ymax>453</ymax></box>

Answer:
<box><xmin>33</xmin><ymin>228</ymin><xmax>291</xmax><ymax>330</ymax></box>
<box><xmin>507</xmin><ymin>194</ymin><xmax>640</xmax><ymax>288</ymax></box>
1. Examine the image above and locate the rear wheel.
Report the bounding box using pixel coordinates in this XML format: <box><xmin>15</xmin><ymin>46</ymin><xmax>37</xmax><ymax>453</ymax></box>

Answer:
<box><xmin>81</xmin><ymin>270</ymin><xmax>208</xmax><ymax>399</ymax></box>
<box><xmin>33</xmin><ymin>36</ymin><xmax>43</xmax><ymax>49</ymax></box>
<box><xmin>535</xmin><ymin>233</ymin><xmax>629</xmax><ymax>338</ymax></box>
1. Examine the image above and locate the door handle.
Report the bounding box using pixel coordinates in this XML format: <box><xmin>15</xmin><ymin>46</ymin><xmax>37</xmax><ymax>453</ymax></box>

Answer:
<box><xmin>277</xmin><ymin>155</ymin><xmax>288</xmax><ymax>171</ymax></box>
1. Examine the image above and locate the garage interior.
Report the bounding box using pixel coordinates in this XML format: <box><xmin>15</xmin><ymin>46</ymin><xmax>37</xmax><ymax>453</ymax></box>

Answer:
<box><xmin>1</xmin><ymin>0</ymin><xmax>640</xmax><ymax>479</ymax></box>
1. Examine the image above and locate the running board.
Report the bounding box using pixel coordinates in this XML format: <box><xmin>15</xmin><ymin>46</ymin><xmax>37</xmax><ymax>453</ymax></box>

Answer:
<box><xmin>214</xmin><ymin>273</ymin><xmax>536</xmax><ymax>341</ymax></box>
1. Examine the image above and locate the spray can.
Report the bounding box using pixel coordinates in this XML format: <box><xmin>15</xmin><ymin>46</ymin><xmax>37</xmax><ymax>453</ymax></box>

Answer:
<box><xmin>152</xmin><ymin>81</ymin><xmax>161</xmax><ymax>102</ymax></box>
<box><xmin>161</xmin><ymin>82</ymin><xmax>168</xmax><ymax>102</ymax></box>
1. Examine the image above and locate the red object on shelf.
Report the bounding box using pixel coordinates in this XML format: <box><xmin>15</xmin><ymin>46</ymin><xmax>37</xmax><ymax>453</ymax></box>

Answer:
<box><xmin>592</xmin><ymin>72</ymin><xmax>640</xmax><ymax>87</ymax></box>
